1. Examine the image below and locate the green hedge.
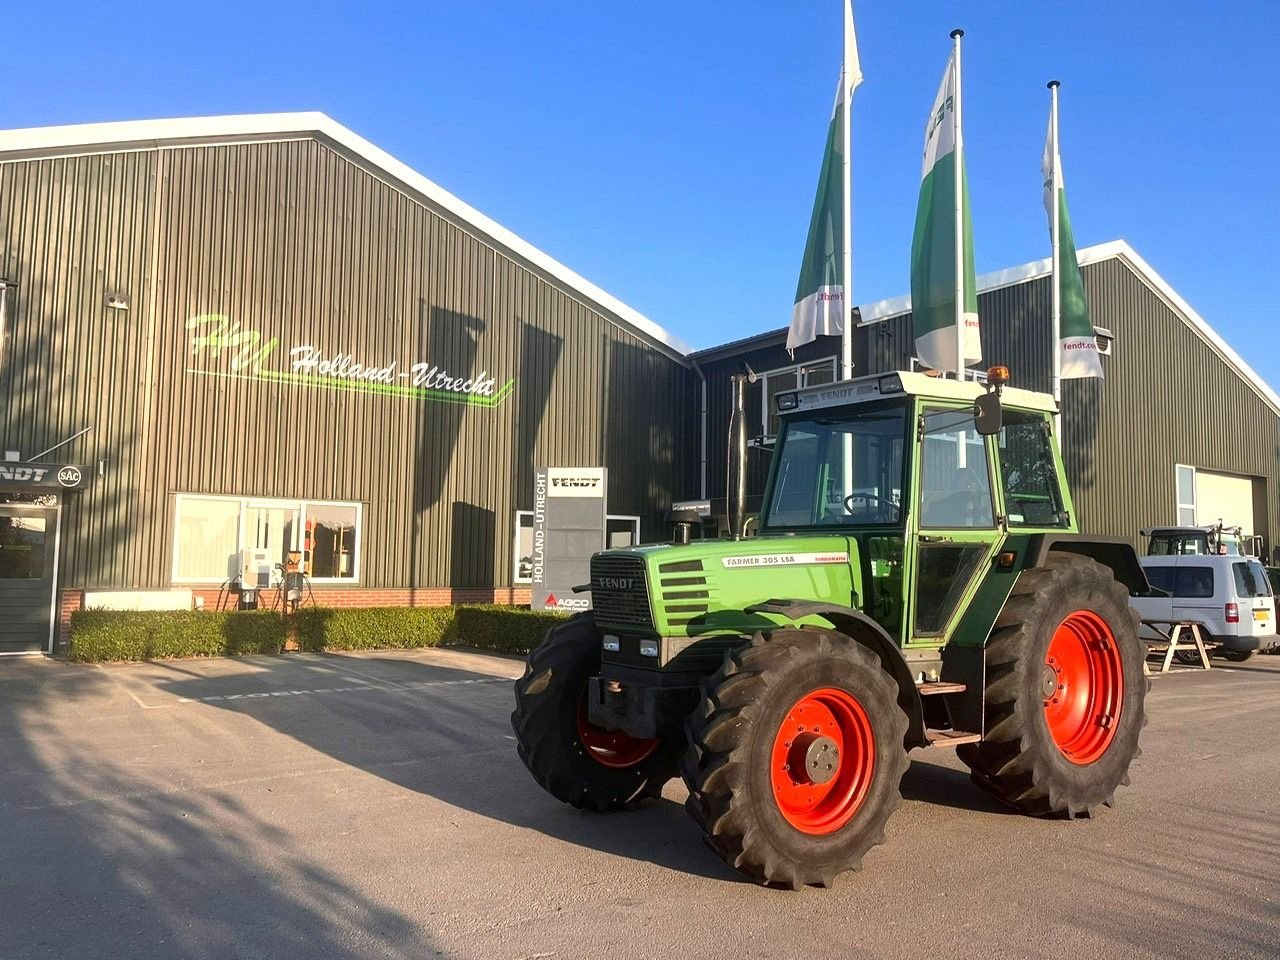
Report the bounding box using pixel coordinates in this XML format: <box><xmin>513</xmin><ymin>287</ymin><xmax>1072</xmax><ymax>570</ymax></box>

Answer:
<box><xmin>68</xmin><ymin>604</ymin><xmax>567</xmax><ymax>662</ymax></box>
<box><xmin>68</xmin><ymin>609</ymin><xmax>288</xmax><ymax>662</ymax></box>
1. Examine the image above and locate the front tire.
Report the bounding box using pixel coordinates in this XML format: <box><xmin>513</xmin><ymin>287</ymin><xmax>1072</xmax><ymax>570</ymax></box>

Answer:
<box><xmin>958</xmin><ymin>554</ymin><xmax>1147</xmax><ymax>817</ymax></box>
<box><xmin>681</xmin><ymin>629</ymin><xmax>909</xmax><ymax>888</ymax></box>
<box><xmin>511</xmin><ymin>613</ymin><xmax>681</xmax><ymax>811</ymax></box>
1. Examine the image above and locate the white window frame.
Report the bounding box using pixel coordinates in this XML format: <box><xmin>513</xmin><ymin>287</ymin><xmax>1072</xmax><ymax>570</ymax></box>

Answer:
<box><xmin>758</xmin><ymin>357</ymin><xmax>838</xmax><ymax>440</ymax></box>
<box><xmin>607</xmin><ymin>513</ymin><xmax>642</xmax><ymax>548</ymax></box>
<box><xmin>171</xmin><ymin>493</ymin><xmax>364</xmax><ymax>585</ymax></box>
<box><xmin>1175</xmin><ymin>464</ymin><xmax>1197</xmax><ymax>526</ymax></box>
<box><xmin>513</xmin><ymin>509</ymin><xmax>534</xmax><ymax>584</ymax></box>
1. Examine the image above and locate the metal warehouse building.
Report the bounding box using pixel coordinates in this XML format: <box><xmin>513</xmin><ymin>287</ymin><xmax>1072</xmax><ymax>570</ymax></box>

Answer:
<box><xmin>2</xmin><ymin>113</ymin><xmax>1277</xmax><ymax>655</ymax></box>
<box><xmin>0</xmin><ymin>114</ymin><xmax>700</xmax><ymax>653</ymax></box>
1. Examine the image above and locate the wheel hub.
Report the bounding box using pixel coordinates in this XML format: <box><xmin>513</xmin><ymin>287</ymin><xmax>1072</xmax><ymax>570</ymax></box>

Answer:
<box><xmin>769</xmin><ymin>688</ymin><xmax>876</xmax><ymax>835</ymax></box>
<box><xmin>790</xmin><ymin>733</ymin><xmax>840</xmax><ymax>785</ymax></box>
<box><xmin>1041</xmin><ymin>664</ymin><xmax>1060</xmax><ymax>699</ymax></box>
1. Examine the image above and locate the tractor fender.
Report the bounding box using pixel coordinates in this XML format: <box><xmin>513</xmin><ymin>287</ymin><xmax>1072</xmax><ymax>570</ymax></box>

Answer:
<box><xmin>746</xmin><ymin>600</ymin><xmax>928</xmax><ymax>750</ymax></box>
<box><xmin>1027</xmin><ymin>534</ymin><xmax>1152</xmax><ymax>595</ymax></box>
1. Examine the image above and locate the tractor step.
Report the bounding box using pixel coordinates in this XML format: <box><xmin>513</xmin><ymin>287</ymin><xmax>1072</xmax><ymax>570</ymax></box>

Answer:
<box><xmin>926</xmin><ymin>728</ymin><xmax>982</xmax><ymax>747</ymax></box>
<box><xmin>916</xmin><ymin>681</ymin><xmax>967</xmax><ymax>696</ymax></box>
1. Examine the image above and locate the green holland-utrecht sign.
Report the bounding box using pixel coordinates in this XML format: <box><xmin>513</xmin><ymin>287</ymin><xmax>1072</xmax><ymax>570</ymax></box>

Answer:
<box><xmin>184</xmin><ymin>314</ymin><xmax>515</xmax><ymax>407</ymax></box>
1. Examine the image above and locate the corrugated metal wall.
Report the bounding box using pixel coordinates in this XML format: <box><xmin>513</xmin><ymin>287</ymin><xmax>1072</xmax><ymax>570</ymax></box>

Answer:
<box><xmin>698</xmin><ymin>259</ymin><xmax>1280</xmax><ymax>556</ymax></box>
<box><xmin>0</xmin><ymin>138</ymin><xmax>697</xmax><ymax>589</ymax></box>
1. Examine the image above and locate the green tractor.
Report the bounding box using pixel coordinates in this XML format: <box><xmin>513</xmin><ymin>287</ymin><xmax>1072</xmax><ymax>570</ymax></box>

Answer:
<box><xmin>512</xmin><ymin>368</ymin><xmax>1148</xmax><ymax>888</ymax></box>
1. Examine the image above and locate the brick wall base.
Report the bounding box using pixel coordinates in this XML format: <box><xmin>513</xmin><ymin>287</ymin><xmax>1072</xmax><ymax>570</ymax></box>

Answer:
<box><xmin>57</xmin><ymin>585</ymin><xmax>534</xmax><ymax>654</ymax></box>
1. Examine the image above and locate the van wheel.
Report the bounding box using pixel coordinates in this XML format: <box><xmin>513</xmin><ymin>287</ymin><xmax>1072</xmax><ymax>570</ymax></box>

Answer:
<box><xmin>1219</xmin><ymin>649</ymin><xmax>1255</xmax><ymax>663</ymax></box>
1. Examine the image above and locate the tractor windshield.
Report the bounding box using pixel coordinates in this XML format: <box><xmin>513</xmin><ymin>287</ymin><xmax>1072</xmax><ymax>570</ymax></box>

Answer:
<box><xmin>762</xmin><ymin>404</ymin><xmax>908</xmax><ymax>529</ymax></box>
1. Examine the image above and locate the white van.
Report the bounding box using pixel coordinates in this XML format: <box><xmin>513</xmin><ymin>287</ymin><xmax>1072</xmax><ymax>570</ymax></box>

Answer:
<box><xmin>1131</xmin><ymin>555</ymin><xmax>1278</xmax><ymax>660</ymax></box>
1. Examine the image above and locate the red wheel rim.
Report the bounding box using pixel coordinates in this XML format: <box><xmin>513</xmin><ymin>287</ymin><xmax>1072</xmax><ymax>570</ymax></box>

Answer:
<box><xmin>770</xmin><ymin>688</ymin><xmax>875</xmax><ymax>835</ymax></box>
<box><xmin>1043</xmin><ymin>610</ymin><xmax>1125</xmax><ymax>765</ymax></box>
<box><xmin>575</xmin><ymin>698</ymin><xmax>660</xmax><ymax>769</ymax></box>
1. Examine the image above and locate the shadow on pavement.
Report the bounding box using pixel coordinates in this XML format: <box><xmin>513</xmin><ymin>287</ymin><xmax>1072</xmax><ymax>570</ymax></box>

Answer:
<box><xmin>152</xmin><ymin>652</ymin><xmax>745</xmax><ymax>885</ymax></box>
<box><xmin>0</xmin><ymin>659</ymin><xmax>435</xmax><ymax>960</ymax></box>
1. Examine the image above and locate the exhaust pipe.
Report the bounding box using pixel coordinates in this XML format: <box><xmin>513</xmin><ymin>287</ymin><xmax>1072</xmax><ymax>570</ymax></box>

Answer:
<box><xmin>727</xmin><ymin>364</ymin><xmax>757</xmax><ymax>540</ymax></box>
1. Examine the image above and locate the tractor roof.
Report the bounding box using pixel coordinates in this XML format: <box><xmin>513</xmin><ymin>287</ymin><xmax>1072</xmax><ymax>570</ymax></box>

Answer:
<box><xmin>780</xmin><ymin>370</ymin><xmax>1056</xmax><ymax>417</ymax></box>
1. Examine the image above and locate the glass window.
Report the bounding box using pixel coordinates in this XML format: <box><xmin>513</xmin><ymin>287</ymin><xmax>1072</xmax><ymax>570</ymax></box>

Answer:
<box><xmin>914</xmin><ymin>543</ymin><xmax>987</xmax><ymax>635</ymax></box>
<box><xmin>305</xmin><ymin>503</ymin><xmax>358</xmax><ymax>579</ymax></box>
<box><xmin>765</xmin><ymin>371</ymin><xmax>798</xmax><ymax>438</ymax></box>
<box><xmin>763</xmin><ymin>406</ymin><xmax>907</xmax><ymax>528</ymax></box>
<box><xmin>755</xmin><ymin>358</ymin><xmax>838</xmax><ymax>439</ymax></box>
<box><xmin>1143</xmin><ymin>566</ymin><xmax>1175</xmax><ymax>593</ymax></box>
<box><xmin>173</xmin><ymin>495</ymin><xmax>361</xmax><ymax>582</ymax></box>
<box><xmin>514</xmin><ymin>510</ymin><xmax>534</xmax><ymax>584</ymax></box>
<box><xmin>174</xmin><ymin>497</ymin><xmax>240</xmax><ymax>581</ymax></box>
<box><xmin>0</xmin><ymin>514</ymin><xmax>46</xmax><ymax>579</ymax></box>
<box><xmin>606</xmin><ymin>515</ymin><xmax>641</xmax><ymax>549</ymax></box>
<box><xmin>1176</xmin><ymin>465</ymin><xmax>1196</xmax><ymax>526</ymax></box>
<box><xmin>997</xmin><ymin>411</ymin><xmax>1067</xmax><ymax>527</ymax></box>
<box><xmin>1174</xmin><ymin>566</ymin><xmax>1214</xmax><ymax>599</ymax></box>
<box><xmin>919</xmin><ymin>409</ymin><xmax>994</xmax><ymax>529</ymax></box>
<box><xmin>1233</xmin><ymin>560</ymin><xmax>1271</xmax><ymax>598</ymax></box>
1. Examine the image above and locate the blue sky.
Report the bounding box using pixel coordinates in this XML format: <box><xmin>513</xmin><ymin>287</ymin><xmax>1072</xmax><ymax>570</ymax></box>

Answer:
<box><xmin>5</xmin><ymin>2</ymin><xmax>1277</xmax><ymax>378</ymax></box>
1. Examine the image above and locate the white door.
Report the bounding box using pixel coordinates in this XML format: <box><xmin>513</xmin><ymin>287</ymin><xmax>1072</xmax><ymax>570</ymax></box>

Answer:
<box><xmin>1195</xmin><ymin>471</ymin><xmax>1255</xmax><ymax>531</ymax></box>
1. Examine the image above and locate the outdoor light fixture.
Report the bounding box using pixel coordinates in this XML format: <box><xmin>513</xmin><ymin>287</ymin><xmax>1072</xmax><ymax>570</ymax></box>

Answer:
<box><xmin>105</xmin><ymin>291</ymin><xmax>130</xmax><ymax>311</ymax></box>
<box><xmin>878</xmin><ymin>374</ymin><xmax>904</xmax><ymax>394</ymax></box>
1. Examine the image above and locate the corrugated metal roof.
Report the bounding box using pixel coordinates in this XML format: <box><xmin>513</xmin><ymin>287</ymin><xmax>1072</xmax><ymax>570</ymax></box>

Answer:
<box><xmin>0</xmin><ymin>112</ymin><xmax>695</xmax><ymax>361</ymax></box>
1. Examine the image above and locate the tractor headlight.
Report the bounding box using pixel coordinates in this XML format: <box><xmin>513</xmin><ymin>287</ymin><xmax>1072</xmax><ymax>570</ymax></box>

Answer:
<box><xmin>639</xmin><ymin>639</ymin><xmax>660</xmax><ymax>658</ymax></box>
<box><xmin>776</xmin><ymin>391</ymin><xmax>799</xmax><ymax>411</ymax></box>
<box><xmin>602</xmin><ymin>636</ymin><xmax>621</xmax><ymax>653</ymax></box>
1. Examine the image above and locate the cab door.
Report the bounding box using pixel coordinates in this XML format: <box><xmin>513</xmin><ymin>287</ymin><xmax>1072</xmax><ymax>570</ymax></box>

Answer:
<box><xmin>906</xmin><ymin>405</ymin><xmax>1004</xmax><ymax>645</ymax></box>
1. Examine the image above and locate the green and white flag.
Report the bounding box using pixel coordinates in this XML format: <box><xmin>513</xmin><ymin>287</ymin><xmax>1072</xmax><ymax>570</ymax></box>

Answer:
<box><xmin>910</xmin><ymin>50</ymin><xmax>980</xmax><ymax>372</ymax></box>
<box><xmin>787</xmin><ymin>3</ymin><xmax>862</xmax><ymax>353</ymax></box>
<box><xmin>1042</xmin><ymin>97</ymin><xmax>1103</xmax><ymax>379</ymax></box>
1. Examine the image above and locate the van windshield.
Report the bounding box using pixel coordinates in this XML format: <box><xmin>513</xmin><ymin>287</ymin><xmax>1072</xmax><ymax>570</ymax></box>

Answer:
<box><xmin>1233</xmin><ymin>560</ymin><xmax>1272</xmax><ymax>598</ymax></box>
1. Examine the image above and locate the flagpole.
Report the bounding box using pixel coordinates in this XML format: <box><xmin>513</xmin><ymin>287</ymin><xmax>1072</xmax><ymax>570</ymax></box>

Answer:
<box><xmin>1048</xmin><ymin>80</ymin><xmax>1063</xmax><ymax>439</ymax></box>
<box><xmin>950</xmin><ymin>28</ymin><xmax>964</xmax><ymax>381</ymax></box>
<box><xmin>840</xmin><ymin>0</ymin><xmax>854</xmax><ymax>382</ymax></box>
<box><xmin>840</xmin><ymin>0</ymin><xmax>856</xmax><ymax>502</ymax></box>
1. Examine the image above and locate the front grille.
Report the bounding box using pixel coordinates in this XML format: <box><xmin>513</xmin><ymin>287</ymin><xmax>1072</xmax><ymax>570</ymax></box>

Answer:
<box><xmin>591</xmin><ymin>555</ymin><xmax>653</xmax><ymax>628</ymax></box>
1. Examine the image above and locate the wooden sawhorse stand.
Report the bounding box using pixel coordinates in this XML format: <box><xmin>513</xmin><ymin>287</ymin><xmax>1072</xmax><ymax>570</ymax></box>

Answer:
<box><xmin>1142</xmin><ymin>621</ymin><xmax>1211</xmax><ymax>674</ymax></box>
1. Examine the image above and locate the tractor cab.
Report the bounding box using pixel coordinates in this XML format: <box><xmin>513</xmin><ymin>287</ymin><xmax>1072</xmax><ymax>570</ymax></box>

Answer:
<box><xmin>763</xmin><ymin>368</ymin><xmax>1069</xmax><ymax>645</ymax></box>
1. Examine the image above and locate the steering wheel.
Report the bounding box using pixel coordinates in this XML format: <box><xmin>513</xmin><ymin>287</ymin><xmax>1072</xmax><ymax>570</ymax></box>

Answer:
<box><xmin>843</xmin><ymin>492</ymin><xmax>899</xmax><ymax>521</ymax></box>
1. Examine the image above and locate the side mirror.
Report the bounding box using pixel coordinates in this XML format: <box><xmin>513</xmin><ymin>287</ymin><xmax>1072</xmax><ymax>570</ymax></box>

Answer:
<box><xmin>973</xmin><ymin>392</ymin><xmax>1002</xmax><ymax>436</ymax></box>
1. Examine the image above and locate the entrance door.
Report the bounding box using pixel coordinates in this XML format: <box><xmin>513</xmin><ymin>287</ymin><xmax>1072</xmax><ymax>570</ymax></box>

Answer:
<box><xmin>0</xmin><ymin>503</ymin><xmax>58</xmax><ymax>654</ymax></box>
<box><xmin>907</xmin><ymin>407</ymin><xmax>1003</xmax><ymax>644</ymax></box>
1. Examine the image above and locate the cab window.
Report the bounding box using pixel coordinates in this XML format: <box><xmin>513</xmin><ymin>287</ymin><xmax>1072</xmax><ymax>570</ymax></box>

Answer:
<box><xmin>996</xmin><ymin>411</ymin><xmax>1068</xmax><ymax>527</ymax></box>
<box><xmin>919</xmin><ymin>409</ymin><xmax>993</xmax><ymax>528</ymax></box>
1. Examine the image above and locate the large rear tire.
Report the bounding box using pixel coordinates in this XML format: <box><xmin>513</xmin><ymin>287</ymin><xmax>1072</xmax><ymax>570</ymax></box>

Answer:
<box><xmin>511</xmin><ymin>613</ymin><xmax>682</xmax><ymax>811</ymax></box>
<box><xmin>681</xmin><ymin>628</ymin><xmax>909</xmax><ymax>888</ymax></box>
<box><xmin>958</xmin><ymin>554</ymin><xmax>1147</xmax><ymax>817</ymax></box>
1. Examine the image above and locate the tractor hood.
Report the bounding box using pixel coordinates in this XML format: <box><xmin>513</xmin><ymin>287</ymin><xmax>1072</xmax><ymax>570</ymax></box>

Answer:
<box><xmin>589</xmin><ymin>534</ymin><xmax>862</xmax><ymax>637</ymax></box>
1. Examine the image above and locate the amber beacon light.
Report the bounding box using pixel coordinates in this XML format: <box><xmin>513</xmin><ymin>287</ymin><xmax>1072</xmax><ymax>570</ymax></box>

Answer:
<box><xmin>987</xmin><ymin>365</ymin><xmax>1011</xmax><ymax>387</ymax></box>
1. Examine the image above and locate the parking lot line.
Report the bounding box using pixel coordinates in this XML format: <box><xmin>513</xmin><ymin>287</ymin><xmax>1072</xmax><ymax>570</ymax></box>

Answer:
<box><xmin>176</xmin><ymin>674</ymin><xmax>518</xmax><ymax>704</ymax></box>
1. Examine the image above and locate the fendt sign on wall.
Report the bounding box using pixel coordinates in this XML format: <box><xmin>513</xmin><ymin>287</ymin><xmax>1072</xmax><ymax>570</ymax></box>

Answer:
<box><xmin>531</xmin><ymin>467</ymin><xmax>608</xmax><ymax>613</ymax></box>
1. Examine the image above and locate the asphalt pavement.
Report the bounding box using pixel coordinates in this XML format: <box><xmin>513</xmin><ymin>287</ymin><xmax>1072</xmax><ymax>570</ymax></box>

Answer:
<box><xmin>1</xmin><ymin>647</ymin><xmax>1277</xmax><ymax>960</ymax></box>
